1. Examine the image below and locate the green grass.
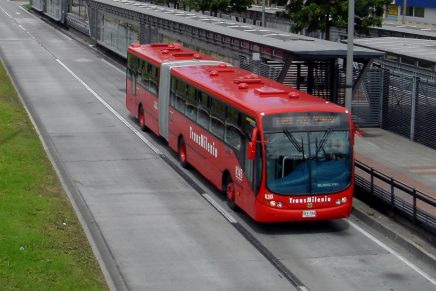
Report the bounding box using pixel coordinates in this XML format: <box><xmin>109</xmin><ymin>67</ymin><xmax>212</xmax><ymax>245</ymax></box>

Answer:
<box><xmin>0</xmin><ymin>61</ymin><xmax>108</xmax><ymax>290</ymax></box>
<box><xmin>22</xmin><ymin>3</ymin><xmax>32</xmax><ymax>10</ymax></box>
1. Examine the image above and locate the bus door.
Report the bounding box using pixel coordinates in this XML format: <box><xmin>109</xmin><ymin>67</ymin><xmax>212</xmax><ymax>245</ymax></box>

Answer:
<box><xmin>243</xmin><ymin>116</ymin><xmax>260</xmax><ymax>195</ymax></box>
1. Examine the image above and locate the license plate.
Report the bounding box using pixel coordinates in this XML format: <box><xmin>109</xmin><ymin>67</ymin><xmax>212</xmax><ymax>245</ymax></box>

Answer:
<box><xmin>302</xmin><ymin>210</ymin><xmax>316</xmax><ymax>218</ymax></box>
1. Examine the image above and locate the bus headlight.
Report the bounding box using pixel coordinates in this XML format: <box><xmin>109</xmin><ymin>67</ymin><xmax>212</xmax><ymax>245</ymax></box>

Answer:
<box><xmin>336</xmin><ymin>199</ymin><xmax>341</xmax><ymax>205</ymax></box>
<box><xmin>270</xmin><ymin>201</ymin><xmax>276</xmax><ymax>207</ymax></box>
<box><xmin>277</xmin><ymin>202</ymin><xmax>283</xmax><ymax>208</ymax></box>
<box><xmin>341</xmin><ymin>197</ymin><xmax>347</xmax><ymax>203</ymax></box>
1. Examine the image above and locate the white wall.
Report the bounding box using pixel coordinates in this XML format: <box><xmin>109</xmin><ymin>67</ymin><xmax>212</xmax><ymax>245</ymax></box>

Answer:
<box><xmin>400</xmin><ymin>8</ymin><xmax>436</xmax><ymax>25</ymax></box>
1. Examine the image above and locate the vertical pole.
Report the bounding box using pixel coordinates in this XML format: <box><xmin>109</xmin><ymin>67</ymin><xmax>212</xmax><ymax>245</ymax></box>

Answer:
<box><xmin>410</xmin><ymin>74</ymin><xmax>417</xmax><ymax>141</ymax></box>
<box><xmin>262</xmin><ymin>0</ymin><xmax>266</xmax><ymax>27</ymax></box>
<box><xmin>307</xmin><ymin>61</ymin><xmax>314</xmax><ymax>94</ymax></box>
<box><xmin>412</xmin><ymin>189</ymin><xmax>417</xmax><ymax>224</ymax></box>
<box><xmin>370</xmin><ymin>168</ymin><xmax>374</xmax><ymax>203</ymax></box>
<box><xmin>379</xmin><ymin>68</ymin><xmax>385</xmax><ymax>127</ymax></box>
<box><xmin>345</xmin><ymin>0</ymin><xmax>355</xmax><ymax>112</ymax></box>
<box><xmin>390</xmin><ymin>177</ymin><xmax>395</xmax><ymax>213</ymax></box>
<box><xmin>402</xmin><ymin>0</ymin><xmax>407</xmax><ymax>24</ymax></box>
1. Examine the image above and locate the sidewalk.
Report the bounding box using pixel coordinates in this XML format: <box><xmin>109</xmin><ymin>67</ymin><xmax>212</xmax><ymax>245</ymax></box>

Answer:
<box><xmin>354</xmin><ymin>128</ymin><xmax>436</xmax><ymax>217</ymax></box>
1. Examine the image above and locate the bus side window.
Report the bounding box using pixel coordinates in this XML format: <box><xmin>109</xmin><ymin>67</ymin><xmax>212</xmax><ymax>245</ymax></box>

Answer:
<box><xmin>127</xmin><ymin>53</ymin><xmax>138</xmax><ymax>96</ymax></box>
<box><xmin>210</xmin><ymin>98</ymin><xmax>225</xmax><ymax>139</ymax></box>
<box><xmin>225</xmin><ymin>107</ymin><xmax>242</xmax><ymax>150</ymax></box>
<box><xmin>197</xmin><ymin>91</ymin><xmax>210</xmax><ymax>129</ymax></box>
<box><xmin>141</xmin><ymin>61</ymin><xmax>150</xmax><ymax>90</ymax></box>
<box><xmin>170</xmin><ymin>76</ymin><xmax>177</xmax><ymax>107</ymax></box>
<box><xmin>149</xmin><ymin>64</ymin><xmax>159</xmax><ymax>95</ymax></box>
<box><xmin>175</xmin><ymin>79</ymin><xmax>186</xmax><ymax>114</ymax></box>
<box><xmin>186</xmin><ymin>85</ymin><xmax>197</xmax><ymax>121</ymax></box>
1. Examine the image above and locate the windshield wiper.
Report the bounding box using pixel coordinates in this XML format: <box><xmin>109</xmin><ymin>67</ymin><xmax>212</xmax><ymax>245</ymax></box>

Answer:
<box><xmin>283</xmin><ymin>129</ymin><xmax>305</xmax><ymax>158</ymax></box>
<box><xmin>314</xmin><ymin>128</ymin><xmax>332</xmax><ymax>158</ymax></box>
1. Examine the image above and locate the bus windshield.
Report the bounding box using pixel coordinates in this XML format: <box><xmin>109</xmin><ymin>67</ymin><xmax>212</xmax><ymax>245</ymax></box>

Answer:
<box><xmin>263</xmin><ymin>112</ymin><xmax>351</xmax><ymax>195</ymax></box>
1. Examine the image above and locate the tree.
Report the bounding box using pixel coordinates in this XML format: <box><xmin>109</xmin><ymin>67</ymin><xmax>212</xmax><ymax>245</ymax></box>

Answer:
<box><xmin>279</xmin><ymin>0</ymin><xmax>391</xmax><ymax>40</ymax></box>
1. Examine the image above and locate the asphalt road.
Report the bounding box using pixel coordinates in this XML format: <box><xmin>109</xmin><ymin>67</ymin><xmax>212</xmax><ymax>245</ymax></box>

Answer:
<box><xmin>0</xmin><ymin>1</ymin><xmax>434</xmax><ymax>290</ymax></box>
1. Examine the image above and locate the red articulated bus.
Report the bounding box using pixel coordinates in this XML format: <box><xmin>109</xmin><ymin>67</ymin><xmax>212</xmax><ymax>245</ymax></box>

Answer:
<box><xmin>126</xmin><ymin>43</ymin><xmax>354</xmax><ymax>223</ymax></box>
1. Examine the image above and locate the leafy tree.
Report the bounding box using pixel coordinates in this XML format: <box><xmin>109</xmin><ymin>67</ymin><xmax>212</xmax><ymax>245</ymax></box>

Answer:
<box><xmin>228</xmin><ymin>0</ymin><xmax>254</xmax><ymax>13</ymax></box>
<box><xmin>279</xmin><ymin>0</ymin><xmax>391</xmax><ymax>40</ymax></box>
<box><xmin>165</xmin><ymin>0</ymin><xmax>254</xmax><ymax>16</ymax></box>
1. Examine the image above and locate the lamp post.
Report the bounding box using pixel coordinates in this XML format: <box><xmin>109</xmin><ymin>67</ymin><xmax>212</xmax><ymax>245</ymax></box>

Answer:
<box><xmin>262</xmin><ymin>0</ymin><xmax>266</xmax><ymax>27</ymax></box>
<box><xmin>345</xmin><ymin>0</ymin><xmax>355</xmax><ymax>112</ymax></box>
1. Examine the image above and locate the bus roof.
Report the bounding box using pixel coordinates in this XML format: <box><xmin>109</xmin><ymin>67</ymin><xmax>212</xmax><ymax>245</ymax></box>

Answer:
<box><xmin>128</xmin><ymin>43</ymin><xmax>216</xmax><ymax>65</ymax></box>
<box><xmin>171</xmin><ymin>65</ymin><xmax>347</xmax><ymax>117</ymax></box>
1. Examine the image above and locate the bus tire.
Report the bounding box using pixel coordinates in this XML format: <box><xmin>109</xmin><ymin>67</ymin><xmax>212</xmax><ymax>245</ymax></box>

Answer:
<box><xmin>224</xmin><ymin>175</ymin><xmax>238</xmax><ymax>211</ymax></box>
<box><xmin>178</xmin><ymin>137</ymin><xmax>189</xmax><ymax>168</ymax></box>
<box><xmin>138</xmin><ymin>105</ymin><xmax>148</xmax><ymax>132</ymax></box>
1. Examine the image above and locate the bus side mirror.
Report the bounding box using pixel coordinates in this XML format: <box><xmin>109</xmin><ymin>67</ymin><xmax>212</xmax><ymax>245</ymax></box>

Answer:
<box><xmin>247</xmin><ymin>128</ymin><xmax>258</xmax><ymax>160</ymax></box>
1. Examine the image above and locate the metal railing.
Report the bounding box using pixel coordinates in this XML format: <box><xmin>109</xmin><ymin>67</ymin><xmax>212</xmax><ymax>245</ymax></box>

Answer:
<box><xmin>354</xmin><ymin>160</ymin><xmax>436</xmax><ymax>234</ymax></box>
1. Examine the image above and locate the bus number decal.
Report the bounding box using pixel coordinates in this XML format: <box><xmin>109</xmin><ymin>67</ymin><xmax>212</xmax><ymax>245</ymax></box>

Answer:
<box><xmin>265</xmin><ymin>194</ymin><xmax>274</xmax><ymax>200</ymax></box>
<box><xmin>235</xmin><ymin>166</ymin><xmax>243</xmax><ymax>182</ymax></box>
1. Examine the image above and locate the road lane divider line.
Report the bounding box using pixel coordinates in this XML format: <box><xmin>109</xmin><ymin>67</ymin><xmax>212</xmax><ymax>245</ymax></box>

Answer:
<box><xmin>349</xmin><ymin>220</ymin><xmax>436</xmax><ymax>285</ymax></box>
<box><xmin>55</xmin><ymin>58</ymin><xmax>162</xmax><ymax>156</ymax></box>
<box><xmin>0</xmin><ymin>6</ymin><xmax>13</xmax><ymax>18</ymax></box>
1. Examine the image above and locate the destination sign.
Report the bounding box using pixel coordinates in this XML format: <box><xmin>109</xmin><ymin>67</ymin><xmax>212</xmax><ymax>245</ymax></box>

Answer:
<box><xmin>264</xmin><ymin>112</ymin><xmax>348</xmax><ymax>131</ymax></box>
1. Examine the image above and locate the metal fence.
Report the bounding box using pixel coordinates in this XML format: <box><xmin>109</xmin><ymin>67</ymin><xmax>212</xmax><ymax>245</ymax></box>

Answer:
<box><xmin>381</xmin><ymin>68</ymin><xmax>436</xmax><ymax>150</ymax></box>
<box><xmin>350</xmin><ymin>68</ymin><xmax>385</xmax><ymax>127</ymax></box>
<box><xmin>355</xmin><ymin>160</ymin><xmax>436</xmax><ymax>234</ymax></box>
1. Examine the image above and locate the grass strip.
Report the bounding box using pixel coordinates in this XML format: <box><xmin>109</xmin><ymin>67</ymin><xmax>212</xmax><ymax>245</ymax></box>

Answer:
<box><xmin>0</xmin><ymin>60</ymin><xmax>108</xmax><ymax>290</ymax></box>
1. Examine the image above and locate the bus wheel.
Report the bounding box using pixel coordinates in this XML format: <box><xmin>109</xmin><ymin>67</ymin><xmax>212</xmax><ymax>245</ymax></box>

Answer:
<box><xmin>138</xmin><ymin>106</ymin><xmax>148</xmax><ymax>132</ymax></box>
<box><xmin>224</xmin><ymin>177</ymin><xmax>238</xmax><ymax>210</ymax></box>
<box><xmin>178</xmin><ymin>137</ymin><xmax>188</xmax><ymax>168</ymax></box>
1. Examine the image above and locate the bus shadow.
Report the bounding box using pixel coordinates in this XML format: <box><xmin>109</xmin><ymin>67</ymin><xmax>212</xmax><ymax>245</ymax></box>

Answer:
<box><xmin>237</xmin><ymin>212</ymin><xmax>351</xmax><ymax>236</ymax></box>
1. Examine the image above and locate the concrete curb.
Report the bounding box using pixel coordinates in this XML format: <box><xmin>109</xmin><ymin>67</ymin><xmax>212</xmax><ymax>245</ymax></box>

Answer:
<box><xmin>351</xmin><ymin>199</ymin><xmax>436</xmax><ymax>268</ymax></box>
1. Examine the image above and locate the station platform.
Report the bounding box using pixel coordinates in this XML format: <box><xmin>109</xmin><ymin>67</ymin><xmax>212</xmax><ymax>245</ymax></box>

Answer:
<box><xmin>354</xmin><ymin>128</ymin><xmax>436</xmax><ymax>218</ymax></box>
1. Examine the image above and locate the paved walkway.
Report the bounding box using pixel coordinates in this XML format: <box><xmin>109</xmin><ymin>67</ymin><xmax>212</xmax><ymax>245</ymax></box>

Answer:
<box><xmin>354</xmin><ymin>128</ymin><xmax>436</xmax><ymax>216</ymax></box>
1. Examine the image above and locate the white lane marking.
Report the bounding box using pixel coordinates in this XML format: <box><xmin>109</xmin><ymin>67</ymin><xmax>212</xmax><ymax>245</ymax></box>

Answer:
<box><xmin>101</xmin><ymin>58</ymin><xmax>125</xmax><ymax>74</ymax></box>
<box><xmin>16</xmin><ymin>12</ymin><xmax>21</xmax><ymax>15</ymax></box>
<box><xmin>0</xmin><ymin>6</ymin><xmax>13</xmax><ymax>18</ymax></box>
<box><xmin>18</xmin><ymin>24</ymin><xmax>26</xmax><ymax>31</ymax></box>
<box><xmin>55</xmin><ymin>58</ymin><xmax>161</xmax><ymax>155</ymax></box>
<box><xmin>55</xmin><ymin>59</ymin><xmax>235</xmax><ymax>229</ymax></box>
<box><xmin>202</xmin><ymin>193</ymin><xmax>237</xmax><ymax>224</ymax></box>
<box><xmin>63</xmin><ymin>34</ymin><xmax>72</xmax><ymax>41</ymax></box>
<box><xmin>349</xmin><ymin>220</ymin><xmax>436</xmax><ymax>285</ymax></box>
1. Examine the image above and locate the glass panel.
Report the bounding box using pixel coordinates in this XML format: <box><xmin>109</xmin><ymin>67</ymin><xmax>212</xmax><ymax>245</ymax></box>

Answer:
<box><xmin>264</xmin><ymin>130</ymin><xmax>351</xmax><ymax>195</ymax></box>
<box><xmin>310</xmin><ymin>131</ymin><xmax>351</xmax><ymax>194</ymax></box>
<box><xmin>265</xmin><ymin>131</ymin><xmax>310</xmax><ymax>194</ymax></box>
<box><xmin>197</xmin><ymin>92</ymin><xmax>210</xmax><ymax>129</ymax></box>
<box><xmin>226</xmin><ymin>125</ymin><xmax>242</xmax><ymax>150</ymax></box>
<box><xmin>175</xmin><ymin>79</ymin><xmax>186</xmax><ymax>113</ymax></box>
<box><xmin>414</xmin><ymin>7</ymin><xmax>424</xmax><ymax>17</ymax></box>
<box><xmin>211</xmin><ymin>117</ymin><xmax>224</xmax><ymax>138</ymax></box>
<box><xmin>186</xmin><ymin>85</ymin><xmax>197</xmax><ymax>121</ymax></box>
<box><xmin>141</xmin><ymin>61</ymin><xmax>150</xmax><ymax>90</ymax></box>
<box><xmin>210</xmin><ymin>99</ymin><xmax>225</xmax><ymax>138</ymax></box>
<box><xmin>226</xmin><ymin>107</ymin><xmax>241</xmax><ymax>127</ymax></box>
<box><xmin>225</xmin><ymin>107</ymin><xmax>242</xmax><ymax>150</ymax></box>
<box><xmin>149</xmin><ymin>65</ymin><xmax>159</xmax><ymax>95</ymax></box>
